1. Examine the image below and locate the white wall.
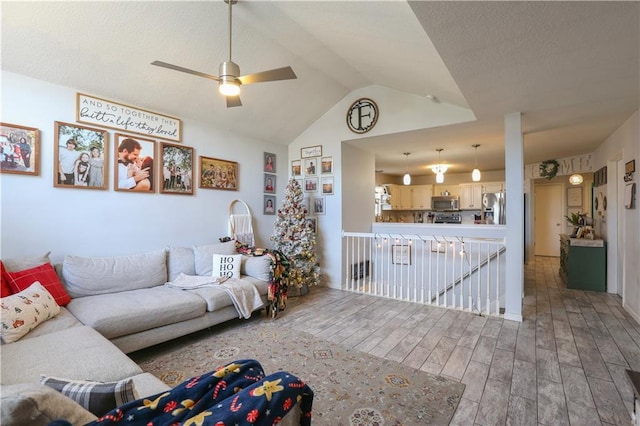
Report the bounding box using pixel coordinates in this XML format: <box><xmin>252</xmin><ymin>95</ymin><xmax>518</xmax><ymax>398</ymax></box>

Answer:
<box><xmin>594</xmin><ymin>110</ymin><xmax>640</xmax><ymax>323</ymax></box>
<box><xmin>289</xmin><ymin>85</ymin><xmax>476</xmax><ymax>287</ymax></box>
<box><xmin>1</xmin><ymin>72</ymin><xmax>288</xmax><ymax>263</ymax></box>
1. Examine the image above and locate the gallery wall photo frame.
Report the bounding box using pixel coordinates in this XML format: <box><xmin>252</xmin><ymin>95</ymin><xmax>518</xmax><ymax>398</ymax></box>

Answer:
<box><xmin>54</xmin><ymin>121</ymin><xmax>109</xmax><ymax>190</ymax></box>
<box><xmin>301</xmin><ymin>145</ymin><xmax>322</xmax><ymax>159</ymax></box>
<box><xmin>304</xmin><ymin>177</ymin><xmax>318</xmax><ymax>192</ymax></box>
<box><xmin>199</xmin><ymin>156</ymin><xmax>238</xmax><ymax>190</ymax></box>
<box><xmin>392</xmin><ymin>245</ymin><xmax>411</xmax><ymax>265</ymax></box>
<box><xmin>263</xmin><ymin>195</ymin><xmax>276</xmax><ymax>215</ymax></box>
<box><xmin>159</xmin><ymin>142</ymin><xmax>194</xmax><ymax>195</ymax></box>
<box><xmin>567</xmin><ymin>186</ymin><xmax>583</xmax><ymax>207</ymax></box>
<box><xmin>1</xmin><ymin>122</ymin><xmax>40</xmax><ymax>176</ymax></box>
<box><xmin>303</xmin><ymin>157</ymin><xmax>318</xmax><ymax>176</ymax></box>
<box><xmin>114</xmin><ymin>133</ymin><xmax>156</xmax><ymax>193</ymax></box>
<box><xmin>313</xmin><ymin>196</ymin><xmax>326</xmax><ymax>215</ymax></box>
<box><xmin>321</xmin><ymin>176</ymin><xmax>334</xmax><ymax>195</ymax></box>
<box><xmin>76</xmin><ymin>93</ymin><xmax>182</xmax><ymax>142</ymax></box>
<box><xmin>306</xmin><ymin>217</ymin><xmax>317</xmax><ymax>235</ymax></box>
<box><xmin>264</xmin><ymin>152</ymin><xmax>276</xmax><ymax>173</ymax></box>
<box><xmin>291</xmin><ymin>160</ymin><xmax>301</xmax><ymax>177</ymax></box>
<box><xmin>264</xmin><ymin>174</ymin><xmax>276</xmax><ymax>194</ymax></box>
<box><xmin>321</xmin><ymin>156</ymin><xmax>333</xmax><ymax>174</ymax></box>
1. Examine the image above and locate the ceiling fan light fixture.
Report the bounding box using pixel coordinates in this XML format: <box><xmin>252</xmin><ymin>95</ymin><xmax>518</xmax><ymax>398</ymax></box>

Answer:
<box><xmin>569</xmin><ymin>174</ymin><xmax>584</xmax><ymax>185</ymax></box>
<box><xmin>219</xmin><ymin>79</ymin><xmax>240</xmax><ymax>96</ymax></box>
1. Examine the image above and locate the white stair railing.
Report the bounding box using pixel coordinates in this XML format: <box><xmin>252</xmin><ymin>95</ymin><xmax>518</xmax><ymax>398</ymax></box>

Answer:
<box><xmin>343</xmin><ymin>231</ymin><xmax>506</xmax><ymax>316</ymax></box>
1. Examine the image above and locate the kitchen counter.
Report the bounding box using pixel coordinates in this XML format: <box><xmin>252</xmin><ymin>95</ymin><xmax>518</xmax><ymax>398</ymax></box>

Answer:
<box><xmin>372</xmin><ymin>222</ymin><xmax>507</xmax><ymax>239</ymax></box>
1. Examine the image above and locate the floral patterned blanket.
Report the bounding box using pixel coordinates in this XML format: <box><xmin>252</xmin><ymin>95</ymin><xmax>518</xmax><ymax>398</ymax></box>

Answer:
<box><xmin>52</xmin><ymin>360</ymin><xmax>313</xmax><ymax>426</ymax></box>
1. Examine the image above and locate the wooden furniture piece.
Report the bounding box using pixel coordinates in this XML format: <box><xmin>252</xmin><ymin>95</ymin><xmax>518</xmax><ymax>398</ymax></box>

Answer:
<box><xmin>559</xmin><ymin>234</ymin><xmax>606</xmax><ymax>292</ymax></box>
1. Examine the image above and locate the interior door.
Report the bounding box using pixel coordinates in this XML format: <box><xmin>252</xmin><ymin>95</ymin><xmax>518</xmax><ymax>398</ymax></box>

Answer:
<box><xmin>535</xmin><ymin>184</ymin><xmax>563</xmax><ymax>256</ymax></box>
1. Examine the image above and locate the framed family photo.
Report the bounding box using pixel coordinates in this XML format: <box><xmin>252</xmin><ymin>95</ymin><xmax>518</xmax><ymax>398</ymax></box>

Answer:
<box><xmin>264</xmin><ymin>174</ymin><xmax>276</xmax><ymax>194</ymax></box>
<box><xmin>160</xmin><ymin>142</ymin><xmax>193</xmax><ymax>195</ymax></box>
<box><xmin>304</xmin><ymin>177</ymin><xmax>318</xmax><ymax>192</ymax></box>
<box><xmin>114</xmin><ymin>133</ymin><xmax>156</xmax><ymax>193</ymax></box>
<box><xmin>54</xmin><ymin>121</ymin><xmax>108</xmax><ymax>190</ymax></box>
<box><xmin>1</xmin><ymin>122</ymin><xmax>40</xmax><ymax>176</ymax></box>
<box><xmin>321</xmin><ymin>176</ymin><xmax>334</xmax><ymax>195</ymax></box>
<box><xmin>321</xmin><ymin>156</ymin><xmax>333</xmax><ymax>174</ymax></box>
<box><xmin>200</xmin><ymin>156</ymin><xmax>238</xmax><ymax>190</ymax></box>
<box><xmin>306</xmin><ymin>217</ymin><xmax>317</xmax><ymax>235</ymax></box>
<box><xmin>291</xmin><ymin>160</ymin><xmax>301</xmax><ymax>177</ymax></box>
<box><xmin>264</xmin><ymin>195</ymin><xmax>276</xmax><ymax>215</ymax></box>
<box><xmin>264</xmin><ymin>152</ymin><xmax>276</xmax><ymax>173</ymax></box>
<box><xmin>304</xmin><ymin>158</ymin><xmax>318</xmax><ymax>176</ymax></box>
<box><xmin>313</xmin><ymin>196</ymin><xmax>326</xmax><ymax>215</ymax></box>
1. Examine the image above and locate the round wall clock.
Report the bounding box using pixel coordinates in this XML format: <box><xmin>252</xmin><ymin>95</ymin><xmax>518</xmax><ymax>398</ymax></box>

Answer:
<box><xmin>346</xmin><ymin>98</ymin><xmax>378</xmax><ymax>134</ymax></box>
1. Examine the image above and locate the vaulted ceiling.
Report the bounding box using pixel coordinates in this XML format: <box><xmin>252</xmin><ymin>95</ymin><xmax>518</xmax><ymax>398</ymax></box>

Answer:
<box><xmin>2</xmin><ymin>1</ymin><xmax>638</xmax><ymax>176</ymax></box>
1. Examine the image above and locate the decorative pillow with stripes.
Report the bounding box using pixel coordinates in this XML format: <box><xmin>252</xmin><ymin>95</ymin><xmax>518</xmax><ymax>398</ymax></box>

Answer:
<box><xmin>39</xmin><ymin>375</ymin><xmax>138</xmax><ymax>417</ymax></box>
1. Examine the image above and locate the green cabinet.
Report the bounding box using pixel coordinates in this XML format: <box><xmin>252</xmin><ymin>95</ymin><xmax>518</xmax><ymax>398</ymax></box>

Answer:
<box><xmin>559</xmin><ymin>235</ymin><xmax>606</xmax><ymax>292</ymax></box>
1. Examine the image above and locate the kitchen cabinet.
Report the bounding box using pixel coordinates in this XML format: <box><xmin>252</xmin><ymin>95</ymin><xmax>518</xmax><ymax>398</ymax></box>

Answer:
<box><xmin>385</xmin><ymin>184</ymin><xmax>432</xmax><ymax>210</ymax></box>
<box><xmin>482</xmin><ymin>182</ymin><xmax>504</xmax><ymax>193</ymax></box>
<box><xmin>459</xmin><ymin>183</ymin><xmax>483</xmax><ymax>210</ymax></box>
<box><xmin>559</xmin><ymin>234</ymin><xmax>606</xmax><ymax>291</ymax></box>
<box><xmin>410</xmin><ymin>185</ymin><xmax>432</xmax><ymax>210</ymax></box>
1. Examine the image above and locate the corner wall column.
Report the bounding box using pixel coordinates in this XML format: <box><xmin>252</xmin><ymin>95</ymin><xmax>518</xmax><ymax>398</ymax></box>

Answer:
<box><xmin>504</xmin><ymin>112</ymin><xmax>524</xmax><ymax>321</ymax></box>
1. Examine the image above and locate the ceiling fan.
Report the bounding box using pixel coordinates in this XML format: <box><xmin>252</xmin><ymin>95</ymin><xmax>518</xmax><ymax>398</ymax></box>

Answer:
<box><xmin>151</xmin><ymin>0</ymin><xmax>297</xmax><ymax>108</ymax></box>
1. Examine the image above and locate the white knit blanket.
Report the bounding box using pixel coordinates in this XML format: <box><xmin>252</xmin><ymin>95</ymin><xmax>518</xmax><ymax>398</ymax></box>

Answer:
<box><xmin>166</xmin><ymin>273</ymin><xmax>263</xmax><ymax>319</ymax></box>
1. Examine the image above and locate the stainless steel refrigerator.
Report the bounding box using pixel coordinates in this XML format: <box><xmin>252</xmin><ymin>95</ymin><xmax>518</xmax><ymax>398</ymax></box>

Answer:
<box><xmin>482</xmin><ymin>192</ymin><xmax>506</xmax><ymax>224</ymax></box>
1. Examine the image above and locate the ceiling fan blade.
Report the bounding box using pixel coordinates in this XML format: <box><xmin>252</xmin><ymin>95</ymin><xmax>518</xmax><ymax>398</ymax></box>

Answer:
<box><xmin>151</xmin><ymin>60</ymin><xmax>220</xmax><ymax>82</ymax></box>
<box><xmin>238</xmin><ymin>66</ymin><xmax>297</xmax><ymax>85</ymax></box>
<box><xmin>226</xmin><ymin>95</ymin><xmax>242</xmax><ymax>108</ymax></box>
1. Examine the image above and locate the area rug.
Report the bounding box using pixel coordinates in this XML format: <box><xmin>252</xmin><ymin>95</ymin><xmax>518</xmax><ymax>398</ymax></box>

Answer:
<box><xmin>137</xmin><ymin>320</ymin><xmax>465</xmax><ymax>425</ymax></box>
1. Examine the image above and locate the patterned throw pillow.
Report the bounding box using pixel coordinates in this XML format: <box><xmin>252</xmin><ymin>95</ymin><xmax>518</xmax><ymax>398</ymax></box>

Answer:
<box><xmin>4</xmin><ymin>262</ymin><xmax>71</xmax><ymax>306</ymax></box>
<box><xmin>211</xmin><ymin>254</ymin><xmax>241</xmax><ymax>279</ymax></box>
<box><xmin>0</xmin><ymin>281</ymin><xmax>61</xmax><ymax>343</ymax></box>
<box><xmin>39</xmin><ymin>376</ymin><xmax>138</xmax><ymax>417</ymax></box>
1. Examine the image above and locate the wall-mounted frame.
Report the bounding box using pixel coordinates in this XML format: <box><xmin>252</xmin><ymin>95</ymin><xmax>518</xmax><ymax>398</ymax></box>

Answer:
<box><xmin>114</xmin><ymin>133</ymin><xmax>156</xmax><ymax>193</ymax></box>
<box><xmin>594</xmin><ymin>166</ymin><xmax>607</xmax><ymax>187</ymax></box>
<box><xmin>567</xmin><ymin>186</ymin><xmax>582</xmax><ymax>207</ymax></box>
<box><xmin>291</xmin><ymin>160</ymin><xmax>301</xmax><ymax>177</ymax></box>
<box><xmin>313</xmin><ymin>196</ymin><xmax>326</xmax><ymax>215</ymax></box>
<box><xmin>54</xmin><ymin>121</ymin><xmax>108</xmax><ymax>190</ymax></box>
<box><xmin>76</xmin><ymin>93</ymin><xmax>181</xmax><ymax>142</ymax></box>
<box><xmin>200</xmin><ymin>156</ymin><xmax>238</xmax><ymax>190</ymax></box>
<box><xmin>304</xmin><ymin>157</ymin><xmax>318</xmax><ymax>176</ymax></box>
<box><xmin>264</xmin><ymin>152</ymin><xmax>276</xmax><ymax>173</ymax></box>
<box><xmin>160</xmin><ymin>142</ymin><xmax>193</xmax><ymax>195</ymax></box>
<box><xmin>264</xmin><ymin>195</ymin><xmax>276</xmax><ymax>215</ymax></box>
<box><xmin>321</xmin><ymin>156</ymin><xmax>333</xmax><ymax>174</ymax></box>
<box><xmin>626</xmin><ymin>159</ymin><xmax>636</xmax><ymax>173</ymax></box>
<box><xmin>430</xmin><ymin>241</ymin><xmax>446</xmax><ymax>253</ymax></box>
<box><xmin>392</xmin><ymin>245</ymin><xmax>411</xmax><ymax>265</ymax></box>
<box><xmin>302</xmin><ymin>196</ymin><xmax>311</xmax><ymax>214</ymax></box>
<box><xmin>264</xmin><ymin>174</ymin><xmax>276</xmax><ymax>194</ymax></box>
<box><xmin>1</xmin><ymin>122</ymin><xmax>40</xmax><ymax>176</ymax></box>
<box><xmin>304</xmin><ymin>177</ymin><xmax>318</xmax><ymax>192</ymax></box>
<box><xmin>306</xmin><ymin>217</ymin><xmax>317</xmax><ymax>235</ymax></box>
<box><xmin>321</xmin><ymin>176</ymin><xmax>334</xmax><ymax>195</ymax></box>
<box><xmin>301</xmin><ymin>145</ymin><xmax>322</xmax><ymax>159</ymax></box>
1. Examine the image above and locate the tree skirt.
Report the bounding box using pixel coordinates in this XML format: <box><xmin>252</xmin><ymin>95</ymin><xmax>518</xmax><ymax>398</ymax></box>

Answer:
<box><xmin>136</xmin><ymin>321</ymin><xmax>465</xmax><ymax>425</ymax></box>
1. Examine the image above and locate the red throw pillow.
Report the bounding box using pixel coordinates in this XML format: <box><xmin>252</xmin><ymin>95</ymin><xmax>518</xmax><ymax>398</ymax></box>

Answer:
<box><xmin>0</xmin><ymin>261</ymin><xmax>13</xmax><ymax>297</ymax></box>
<box><xmin>5</xmin><ymin>263</ymin><xmax>71</xmax><ymax>306</ymax></box>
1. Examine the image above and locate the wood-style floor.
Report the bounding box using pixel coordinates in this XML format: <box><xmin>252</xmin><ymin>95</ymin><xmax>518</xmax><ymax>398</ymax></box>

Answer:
<box><xmin>275</xmin><ymin>256</ymin><xmax>640</xmax><ymax>425</ymax></box>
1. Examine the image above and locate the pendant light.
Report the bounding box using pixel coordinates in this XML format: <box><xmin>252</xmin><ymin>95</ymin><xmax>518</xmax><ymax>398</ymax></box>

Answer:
<box><xmin>432</xmin><ymin>149</ymin><xmax>446</xmax><ymax>183</ymax></box>
<box><xmin>402</xmin><ymin>152</ymin><xmax>411</xmax><ymax>185</ymax></box>
<box><xmin>471</xmin><ymin>144</ymin><xmax>481</xmax><ymax>182</ymax></box>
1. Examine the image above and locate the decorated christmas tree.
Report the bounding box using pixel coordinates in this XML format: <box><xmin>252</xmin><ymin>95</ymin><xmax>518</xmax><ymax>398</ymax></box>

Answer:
<box><xmin>271</xmin><ymin>177</ymin><xmax>320</xmax><ymax>293</ymax></box>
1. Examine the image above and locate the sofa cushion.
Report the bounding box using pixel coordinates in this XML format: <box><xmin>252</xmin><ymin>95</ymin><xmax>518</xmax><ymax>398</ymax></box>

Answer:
<box><xmin>0</xmin><ymin>383</ymin><xmax>97</xmax><ymax>426</ymax></box>
<box><xmin>212</xmin><ymin>254</ymin><xmax>241</xmax><ymax>279</ymax></box>
<box><xmin>193</xmin><ymin>240</ymin><xmax>237</xmax><ymax>275</ymax></box>
<box><xmin>0</xmin><ymin>282</ymin><xmax>61</xmax><ymax>344</ymax></box>
<box><xmin>0</xmin><ymin>326</ymin><xmax>143</xmax><ymax>385</ymax></box>
<box><xmin>62</xmin><ymin>249</ymin><xmax>167</xmax><ymax>298</ymax></box>
<box><xmin>167</xmin><ymin>246</ymin><xmax>195</xmax><ymax>281</ymax></box>
<box><xmin>2</xmin><ymin>252</ymin><xmax>51</xmax><ymax>272</ymax></box>
<box><xmin>17</xmin><ymin>307</ymin><xmax>81</xmax><ymax>341</ymax></box>
<box><xmin>40</xmin><ymin>375</ymin><xmax>138</xmax><ymax>417</ymax></box>
<box><xmin>241</xmin><ymin>255</ymin><xmax>272</xmax><ymax>281</ymax></box>
<box><xmin>191</xmin><ymin>276</ymin><xmax>269</xmax><ymax>312</ymax></box>
<box><xmin>5</xmin><ymin>263</ymin><xmax>71</xmax><ymax>306</ymax></box>
<box><xmin>65</xmin><ymin>287</ymin><xmax>207</xmax><ymax>339</ymax></box>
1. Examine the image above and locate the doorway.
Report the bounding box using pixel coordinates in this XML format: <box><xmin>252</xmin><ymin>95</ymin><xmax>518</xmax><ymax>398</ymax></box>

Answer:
<box><xmin>534</xmin><ymin>184</ymin><xmax>563</xmax><ymax>256</ymax></box>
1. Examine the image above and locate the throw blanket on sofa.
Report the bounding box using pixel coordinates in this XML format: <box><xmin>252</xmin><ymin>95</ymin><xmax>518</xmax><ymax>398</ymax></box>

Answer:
<box><xmin>51</xmin><ymin>359</ymin><xmax>313</xmax><ymax>426</ymax></box>
<box><xmin>165</xmin><ymin>274</ymin><xmax>263</xmax><ymax>319</ymax></box>
<box><xmin>235</xmin><ymin>242</ymin><xmax>290</xmax><ymax>319</ymax></box>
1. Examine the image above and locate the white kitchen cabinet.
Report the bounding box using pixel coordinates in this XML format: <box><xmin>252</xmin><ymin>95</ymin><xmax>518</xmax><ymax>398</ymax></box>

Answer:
<box><xmin>482</xmin><ymin>182</ymin><xmax>504</xmax><ymax>193</ymax></box>
<box><xmin>459</xmin><ymin>183</ymin><xmax>483</xmax><ymax>209</ymax></box>
<box><xmin>385</xmin><ymin>184</ymin><xmax>432</xmax><ymax>210</ymax></box>
<box><xmin>410</xmin><ymin>185</ymin><xmax>432</xmax><ymax>210</ymax></box>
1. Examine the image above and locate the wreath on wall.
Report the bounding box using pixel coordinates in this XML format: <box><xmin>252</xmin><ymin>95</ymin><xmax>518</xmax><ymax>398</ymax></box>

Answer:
<box><xmin>539</xmin><ymin>159</ymin><xmax>560</xmax><ymax>180</ymax></box>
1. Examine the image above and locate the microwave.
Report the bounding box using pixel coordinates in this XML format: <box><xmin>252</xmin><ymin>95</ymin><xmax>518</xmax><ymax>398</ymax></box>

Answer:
<box><xmin>431</xmin><ymin>196</ymin><xmax>460</xmax><ymax>211</ymax></box>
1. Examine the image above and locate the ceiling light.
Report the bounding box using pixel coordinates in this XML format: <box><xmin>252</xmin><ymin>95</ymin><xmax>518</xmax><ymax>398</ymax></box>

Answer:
<box><xmin>472</xmin><ymin>144</ymin><xmax>481</xmax><ymax>182</ymax></box>
<box><xmin>403</xmin><ymin>152</ymin><xmax>411</xmax><ymax>185</ymax></box>
<box><xmin>219</xmin><ymin>78</ymin><xmax>240</xmax><ymax>96</ymax></box>
<box><xmin>569</xmin><ymin>174</ymin><xmax>583</xmax><ymax>185</ymax></box>
<box><xmin>432</xmin><ymin>149</ymin><xmax>447</xmax><ymax>183</ymax></box>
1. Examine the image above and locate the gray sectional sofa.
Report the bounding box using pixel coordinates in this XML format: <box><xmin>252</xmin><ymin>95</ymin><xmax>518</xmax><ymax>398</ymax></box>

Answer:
<box><xmin>0</xmin><ymin>240</ymin><xmax>278</xmax><ymax>424</ymax></box>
